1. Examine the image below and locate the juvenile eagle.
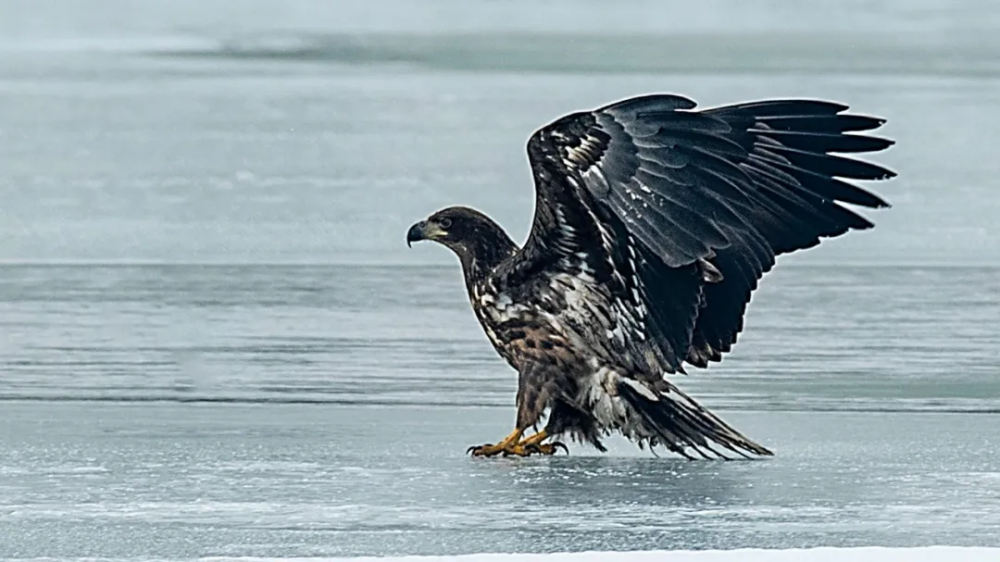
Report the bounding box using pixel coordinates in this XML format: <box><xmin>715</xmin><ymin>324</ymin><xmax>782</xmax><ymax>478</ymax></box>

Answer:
<box><xmin>407</xmin><ymin>93</ymin><xmax>895</xmax><ymax>459</ymax></box>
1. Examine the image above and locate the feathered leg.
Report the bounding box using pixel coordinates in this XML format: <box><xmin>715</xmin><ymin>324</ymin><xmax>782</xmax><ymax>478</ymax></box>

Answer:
<box><xmin>468</xmin><ymin>358</ymin><xmax>571</xmax><ymax>458</ymax></box>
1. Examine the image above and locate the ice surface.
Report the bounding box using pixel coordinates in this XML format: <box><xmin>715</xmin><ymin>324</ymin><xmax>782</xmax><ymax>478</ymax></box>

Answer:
<box><xmin>208</xmin><ymin>547</ymin><xmax>1000</xmax><ymax>562</ymax></box>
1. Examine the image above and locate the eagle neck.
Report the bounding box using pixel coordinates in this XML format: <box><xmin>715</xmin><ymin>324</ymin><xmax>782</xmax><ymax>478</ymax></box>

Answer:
<box><xmin>456</xmin><ymin>228</ymin><xmax>517</xmax><ymax>290</ymax></box>
<box><xmin>459</xmin><ymin>239</ymin><xmax>514</xmax><ymax>288</ymax></box>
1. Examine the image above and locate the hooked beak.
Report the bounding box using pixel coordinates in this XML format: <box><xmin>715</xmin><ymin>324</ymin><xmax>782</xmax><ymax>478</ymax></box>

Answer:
<box><xmin>406</xmin><ymin>220</ymin><xmax>446</xmax><ymax>248</ymax></box>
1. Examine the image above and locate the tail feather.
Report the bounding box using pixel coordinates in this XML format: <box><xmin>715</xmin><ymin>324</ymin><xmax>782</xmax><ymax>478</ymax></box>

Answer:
<box><xmin>616</xmin><ymin>379</ymin><xmax>773</xmax><ymax>460</ymax></box>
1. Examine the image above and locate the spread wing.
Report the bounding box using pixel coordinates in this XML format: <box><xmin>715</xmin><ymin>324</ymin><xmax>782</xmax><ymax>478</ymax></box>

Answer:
<box><xmin>493</xmin><ymin>93</ymin><xmax>895</xmax><ymax>377</ymax></box>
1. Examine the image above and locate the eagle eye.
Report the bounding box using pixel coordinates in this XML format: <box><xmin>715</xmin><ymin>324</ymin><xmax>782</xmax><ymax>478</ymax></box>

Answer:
<box><xmin>439</xmin><ymin>218</ymin><xmax>453</xmax><ymax>229</ymax></box>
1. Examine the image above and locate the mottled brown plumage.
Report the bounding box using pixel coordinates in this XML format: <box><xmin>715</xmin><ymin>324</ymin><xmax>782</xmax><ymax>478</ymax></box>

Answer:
<box><xmin>407</xmin><ymin>93</ymin><xmax>896</xmax><ymax>459</ymax></box>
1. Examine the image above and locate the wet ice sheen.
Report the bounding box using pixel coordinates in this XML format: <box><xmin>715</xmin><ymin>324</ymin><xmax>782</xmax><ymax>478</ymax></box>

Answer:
<box><xmin>333</xmin><ymin>548</ymin><xmax>999</xmax><ymax>562</ymax></box>
<box><xmin>3</xmin><ymin>402</ymin><xmax>1000</xmax><ymax>557</ymax></box>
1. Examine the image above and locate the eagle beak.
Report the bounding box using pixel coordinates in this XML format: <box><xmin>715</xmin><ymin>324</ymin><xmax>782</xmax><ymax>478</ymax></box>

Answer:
<box><xmin>406</xmin><ymin>220</ymin><xmax>446</xmax><ymax>247</ymax></box>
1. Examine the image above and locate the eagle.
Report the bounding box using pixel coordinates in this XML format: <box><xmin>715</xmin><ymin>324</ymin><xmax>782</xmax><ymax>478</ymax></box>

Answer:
<box><xmin>406</xmin><ymin>93</ymin><xmax>895</xmax><ymax>459</ymax></box>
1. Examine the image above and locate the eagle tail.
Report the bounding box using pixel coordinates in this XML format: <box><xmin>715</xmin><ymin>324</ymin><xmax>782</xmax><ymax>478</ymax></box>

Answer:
<box><xmin>616</xmin><ymin>379</ymin><xmax>773</xmax><ymax>460</ymax></box>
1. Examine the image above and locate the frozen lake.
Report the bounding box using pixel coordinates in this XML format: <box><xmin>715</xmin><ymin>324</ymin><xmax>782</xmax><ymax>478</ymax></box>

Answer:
<box><xmin>1</xmin><ymin>264</ymin><xmax>999</xmax><ymax>558</ymax></box>
<box><xmin>5</xmin><ymin>402</ymin><xmax>1000</xmax><ymax>556</ymax></box>
<box><xmin>1</xmin><ymin>0</ymin><xmax>999</xmax><ymax>559</ymax></box>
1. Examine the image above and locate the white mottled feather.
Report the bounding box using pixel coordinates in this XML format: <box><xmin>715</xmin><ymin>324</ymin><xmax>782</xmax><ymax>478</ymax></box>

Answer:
<box><xmin>582</xmin><ymin>367</ymin><xmax>658</xmax><ymax>441</ymax></box>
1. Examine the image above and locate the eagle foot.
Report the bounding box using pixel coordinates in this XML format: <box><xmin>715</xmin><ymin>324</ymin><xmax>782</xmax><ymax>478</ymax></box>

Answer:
<box><xmin>466</xmin><ymin>442</ymin><xmax>526</xmax><ymax>457</ymax></box>
<box><xmin>525</xmin><ymin>441</ymin><xmax>569</xmax><ymax>456</ymax></box>
<box><xmin>466</xmin><ymin>442</ymin><xmax>566</xmax><ymax>457</ymax></box>
<box><xmin>466</xmin><ymin>429</ymin><xmax>567</xmax><ymax>458</ymax></box>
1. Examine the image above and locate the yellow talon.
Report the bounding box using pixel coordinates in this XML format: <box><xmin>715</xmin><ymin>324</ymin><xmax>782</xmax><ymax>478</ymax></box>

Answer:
<box><xmin>526</xmin><ymin>443</ymin><xmax>564</xmax><ymax>455</ymax></box>
<box><xmin>467</xmin><ymin>429</ymin><xmax>568</xmax><ymax>457</ymax></box>
<box><xmin>467</xmin><ymin>428</ymin><xmax>524</xmax><ymax>457</ymax></box>
<box><xmin>518</xmin><ymin>430</ymin><xmax>550</xmax><ymax>448</ymax></box>
<box><xmin>518</xmin><ymin>429</ymin><xmax>568</xmax><ymax>455</ymax></box>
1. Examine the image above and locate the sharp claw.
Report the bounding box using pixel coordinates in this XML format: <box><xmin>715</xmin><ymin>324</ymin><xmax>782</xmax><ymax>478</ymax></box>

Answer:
<box><xmin>524</xmin><ymin>442</ymin><xmax>569</xmax><ymax>456</ymax></box>
<box><xmin>467</xmin><ymin>444</ymin><xmax>493</xmax><ymax>457</ymax></box>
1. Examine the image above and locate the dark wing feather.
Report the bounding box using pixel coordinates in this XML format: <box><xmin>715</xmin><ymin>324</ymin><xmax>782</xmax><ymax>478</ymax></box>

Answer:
<box><xmin>496</xmin><ymin>93</ymin><xmax>895</xmax><ymax>376</ymax></box>
<box><xmin>687</xmin><ymin>100</ymin><xmax>895</xmax><ymax>366</ymax></box>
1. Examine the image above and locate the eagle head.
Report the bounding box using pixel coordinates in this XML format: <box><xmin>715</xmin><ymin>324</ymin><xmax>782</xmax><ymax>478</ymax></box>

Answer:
<box><xmin>406</xmin><ymin>206</ymin><xmax>517</xmax><ymax>269</ymax></box>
